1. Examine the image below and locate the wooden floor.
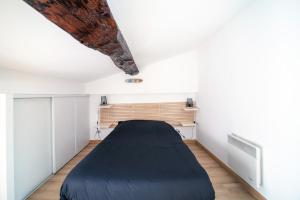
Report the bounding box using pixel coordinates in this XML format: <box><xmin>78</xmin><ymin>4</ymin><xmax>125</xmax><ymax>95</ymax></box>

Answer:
<box><xmin>28</xmin><ymin>141</ymin><xmax>255</xmax><ymax>200</ymax></box>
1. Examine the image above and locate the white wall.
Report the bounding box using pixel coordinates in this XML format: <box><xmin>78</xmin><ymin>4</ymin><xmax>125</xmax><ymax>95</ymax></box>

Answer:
<box><xmin>0</xmin><ymin>94</ymin><xmax>8</xmax><ymax>200</ymax></box>
<box><xmin>0</xmin><ymin>94</ymin><xmax>14</xmax><ymax>200</ymax></box>
<box><xmin>0</xmin><ymin>68</ymin><xmax>85</xmax><ymax>94</ymax></box>
<box><xmin>196</xmin><ymin>0</ymin><xmax>300</xmax><ymax>199</ymax></box>
<box><xmin>86</xmin><ymin>50</ymin><xmax>199</xmax><ymax>94</ymax></box>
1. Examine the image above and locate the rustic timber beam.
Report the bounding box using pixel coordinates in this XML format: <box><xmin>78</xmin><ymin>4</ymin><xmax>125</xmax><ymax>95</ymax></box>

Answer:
<box><xmin>23</xmin><ymin>0</ymin><xmax>139</xmax><ymax>75</ymax></box>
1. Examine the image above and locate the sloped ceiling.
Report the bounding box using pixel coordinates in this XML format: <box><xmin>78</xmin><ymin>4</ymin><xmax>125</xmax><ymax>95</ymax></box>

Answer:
<box><xmin>0</xmin><ymin>0</ymin><xmax>252</xmax><ymax>82</ymax></box>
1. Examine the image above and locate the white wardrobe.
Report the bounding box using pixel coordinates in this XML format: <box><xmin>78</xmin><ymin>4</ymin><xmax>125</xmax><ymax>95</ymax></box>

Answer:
<box><xmin>14</xmin><ymin>98</ymin><xmax>52</xmax><ymax>200</ymax></box>
<box><xmin>52</xmin><ymin>96</ymin><xmax>90</xmax><ymax>172</ymax></box>
<box><xmin>14</xmin><ymin>95</ymin><xmax>89</xmax><ymax>200</ymax></box>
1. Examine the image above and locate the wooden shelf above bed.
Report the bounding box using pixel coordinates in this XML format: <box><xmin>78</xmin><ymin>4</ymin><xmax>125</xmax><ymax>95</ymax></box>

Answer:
<box><xmin>183</xmin><ymin>107</ymin><xmax>199</xmax><ymax>111</ymax></box>
<box><xmin>99</xmin><ymin>104</ymin><xmax>113</xmax><ymax>109</ymax></box>
<box><xmin>100</xmin><ymin>122</ymin><xmax>113</xmax><ymax>129</ymax></box>
<box><xmin>100</xmin><ymin>121</ymin><xmax>196</xmax><ymax>129</ymax></box>
<box><xmin>100</xmin><ymin>122</ymin><xmax>118</xmax><ymax>129</ymax></box>
<box><xmin>99</xmin><ymin>102</ymin><xmax>198</xmax><ymax>129</ymax></box>
<box><xmin>179</xmin><ymin>121</ymin><xmax>196</xmax><ymax>127</ymax></box>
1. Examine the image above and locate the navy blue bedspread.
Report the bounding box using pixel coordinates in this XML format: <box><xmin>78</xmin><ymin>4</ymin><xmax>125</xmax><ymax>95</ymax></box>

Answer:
<box><xmin>60</xmin><ymin>120</ymin><xmax>215</xmax><ymax>200</ymax></box>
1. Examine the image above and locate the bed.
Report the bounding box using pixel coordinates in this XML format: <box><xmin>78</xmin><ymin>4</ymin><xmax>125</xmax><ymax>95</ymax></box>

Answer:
<box><xmin>60</xmin><ymin>120</ymin><xmax>215</xmax><ymax>200</ymax></box>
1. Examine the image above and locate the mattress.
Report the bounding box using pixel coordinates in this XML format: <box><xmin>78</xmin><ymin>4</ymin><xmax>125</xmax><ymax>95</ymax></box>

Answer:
<box><xmin>60</xmin><ymin>120</ymin><xmax>215</xmax><ymax>200</ymax></box>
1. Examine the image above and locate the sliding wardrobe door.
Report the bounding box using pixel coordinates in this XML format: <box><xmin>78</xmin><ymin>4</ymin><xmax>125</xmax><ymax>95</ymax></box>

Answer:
<box><xmin>75</xmin><ymin>96</ymin><xmax>90</xmax><ymax>154</ymax></box>
<box><xmin>14</xmin><ymin>98</ymin><xmax>52</xmax><ymax>200</ymax></box>
<box><xmin>52</xmin><ymin>97</ymin><xmax>76</xmax><ymax>172</ymax></box>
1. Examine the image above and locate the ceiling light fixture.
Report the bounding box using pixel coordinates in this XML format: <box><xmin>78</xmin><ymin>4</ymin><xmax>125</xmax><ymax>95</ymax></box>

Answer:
<box><xmin>125</xmin><ymin>78</ymin><xmax>143</xmax><ymax>83</ymax></box>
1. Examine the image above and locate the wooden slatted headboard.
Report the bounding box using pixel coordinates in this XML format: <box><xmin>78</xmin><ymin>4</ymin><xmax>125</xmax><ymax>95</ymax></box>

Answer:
<box><xmin>99</xmin><ymin>102</ymin><xmax>197</xmax><ymax>128</ymax></box>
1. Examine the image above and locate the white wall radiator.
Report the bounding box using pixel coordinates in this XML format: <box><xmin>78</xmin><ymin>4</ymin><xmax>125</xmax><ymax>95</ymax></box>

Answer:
<box><xmin>228</xmin><ymin>134</ymin><xmax>262</xmax><ymax>188</ymax></box>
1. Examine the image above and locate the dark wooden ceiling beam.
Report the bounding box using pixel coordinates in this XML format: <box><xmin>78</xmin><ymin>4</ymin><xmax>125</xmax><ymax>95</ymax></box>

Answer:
<box><xmin>24</xmin><ymin>0</ymin><xmax>139</xmax><ymax>75</ymax></box>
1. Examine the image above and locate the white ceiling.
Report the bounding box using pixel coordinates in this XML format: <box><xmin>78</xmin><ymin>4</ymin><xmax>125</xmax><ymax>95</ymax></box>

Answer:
<box><xmin>0</xmin><ymin>0</ymin><xmax>252</xmax><ymax>82</ymax></box>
